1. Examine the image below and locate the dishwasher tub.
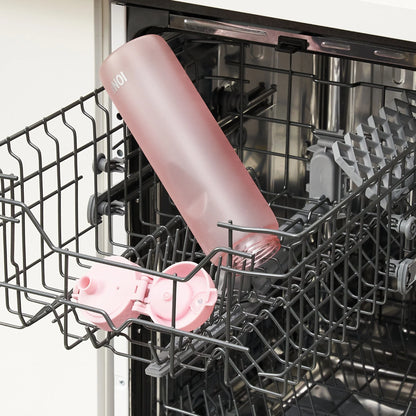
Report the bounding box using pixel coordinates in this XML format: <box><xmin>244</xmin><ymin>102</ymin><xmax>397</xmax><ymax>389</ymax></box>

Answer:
<box><xmin>1</xmin><ymin>27</ymin><xmax>416</xmax><ymax>415</ymax></box>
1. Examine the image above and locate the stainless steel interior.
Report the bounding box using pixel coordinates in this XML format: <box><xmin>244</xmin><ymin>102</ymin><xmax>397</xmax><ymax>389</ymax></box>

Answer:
<box><xmin>126</xmin><ymin>12</ymin><xmax>416</xmax><ymax>415</ymax></box>
<box><xmin>0</xmin><ymin>3</ymin><xmax>415</xmax><ymax>416</ymax></box>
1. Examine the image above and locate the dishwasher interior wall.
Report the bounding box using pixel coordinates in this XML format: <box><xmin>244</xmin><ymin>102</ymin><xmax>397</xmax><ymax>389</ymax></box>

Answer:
<box><xmin>1</xmin><ymin>5</ymin><xmax>416</xmax><ymax>416</ymax></box>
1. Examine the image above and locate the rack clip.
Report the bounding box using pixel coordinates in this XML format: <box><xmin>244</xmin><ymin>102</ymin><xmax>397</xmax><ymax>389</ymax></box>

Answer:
<box><xmin>87</xmin><ymin>195</ymin><xmax>124</xmax><ymax>226</ymax></box>
<box><xmin>389</xmin><ymin>258</ymin><xmax>416</xmax><ymax>295</ymax></box>
<box><xmin>391</xmin><ymin>215</ymin><xmax>416</xmax><ymax>240</ymax></box>
<box><xmin>93</xmin><ymin>152</ymin><xmax>124</xmax><ymax>174</ymax></box>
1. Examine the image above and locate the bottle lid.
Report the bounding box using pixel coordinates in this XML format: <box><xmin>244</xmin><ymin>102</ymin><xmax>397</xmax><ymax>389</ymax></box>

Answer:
<box><xmin>147</xmin><ymin>261</ymin><xmax>217</xmax><ymax>331</ymax></box>
<box><xmin>72</xmin><ymin>256</ymin><xmax>217</xmax><ymax>332</ymax></box>
<box><xmin>72</xmin><ymin>256</ymin><xmax>144</xmax><ymax>330</ymax></box>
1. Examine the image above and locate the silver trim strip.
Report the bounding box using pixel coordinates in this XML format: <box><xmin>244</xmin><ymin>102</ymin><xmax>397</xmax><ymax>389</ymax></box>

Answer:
<box><xmin>169</xmin><ymin>14</ymin><xmax>416</xmax><ymax>69</ymax></box>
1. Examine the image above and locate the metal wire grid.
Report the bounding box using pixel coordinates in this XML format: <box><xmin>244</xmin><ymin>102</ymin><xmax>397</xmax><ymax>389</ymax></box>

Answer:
<box><xmin>282</xmin><ymin>323</ymin><xmax>416</xmax><ymax>416</ymax></box>
<box><xmin>0</xmin><ymin>35</ymin><xmax>415</xmax><ymax>409</ymax></box>
<box><xmin>141</xmin><ymin>140</ymin><xmax>416</xmax><ymax>400</ymax></box>
<box><xmin>2</xmin><ymin>97</ymin><xmax>414</xmax><ymax>396</ymax></box>
<box><xmin>0</xmin><ymin>88</ymin><xmax>120</xmax><ymax>328</ymax></box>
<box><xmin>157</xmin><ymin>322</ymin><xmax>416</xmax><ymax>415</ymax></box>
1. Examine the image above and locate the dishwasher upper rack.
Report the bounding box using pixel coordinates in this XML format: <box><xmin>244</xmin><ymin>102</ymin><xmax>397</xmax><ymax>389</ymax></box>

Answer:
<box><xmin>0</xmin><ymin>42</ymin><xmax>416</xmax><ymax>402</ymax></box>
<box><xmin>0</xmin><ymin>88</ymin><xmax>415</xmax><ymax>395</ymax></box>
<box><xmin>141</xmin><ymin>142</ymin><xmax>416</xmax><ymax>396</ymax></box>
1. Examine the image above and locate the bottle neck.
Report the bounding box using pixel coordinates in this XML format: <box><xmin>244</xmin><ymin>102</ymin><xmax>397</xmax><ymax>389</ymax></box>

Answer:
<box><xmin>232</xmin><ymin>231</ymin><xmax>281</xmax><ymax>270</ymax></box>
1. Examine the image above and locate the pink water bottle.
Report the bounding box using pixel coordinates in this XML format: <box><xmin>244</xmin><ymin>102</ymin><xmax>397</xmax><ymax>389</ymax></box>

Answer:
<box><xmin>100</xmin><ymin>35</ymin><xmax>280</xmax><ymax>268</ymax></box>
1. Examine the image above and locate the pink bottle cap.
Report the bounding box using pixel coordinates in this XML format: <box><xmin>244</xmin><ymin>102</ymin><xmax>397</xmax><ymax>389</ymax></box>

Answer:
<box><xmin>147</xmin><ymin>261</ymin><xmax>217</xmax><ymax>331</ymax></box>
<box><xmin>72</xmin><ymin>256</ymin><xmax>144</xmax><ymax>331</ymax></box>
<box><xmin>72</xmin><ymin>256</ymin><xmax>217</xmax><ymax>332</ymax></box>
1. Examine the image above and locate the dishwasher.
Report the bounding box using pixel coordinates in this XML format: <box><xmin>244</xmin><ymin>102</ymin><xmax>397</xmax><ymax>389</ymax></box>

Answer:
<box><xmin>1</xmin><ymin>1</ymin><xmax>416</xmax><ymax>415</ymax></box>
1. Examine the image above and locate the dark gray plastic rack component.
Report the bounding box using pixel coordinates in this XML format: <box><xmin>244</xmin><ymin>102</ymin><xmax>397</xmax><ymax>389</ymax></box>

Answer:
<box><xmin>391</xmin><ymin>214</ymin><xmax>416</xmax><ymax>240</ymax></box>
<box><xmin>390</xmin><ymin>258</ymin><xmax>416</xmax><ymax>295</ymax></box>
<box><xmin>93</xmin><ymin>152</ymin><xmax>124</xmax><ymax>174</ymax></box>
<box><xmin>332</xmin><ymin>96</ymin><xmax>416</xmax><ymax>209</ymax></box>
<box><xmin>307</xmin><ymin>134</ymin><xmax>342</xmax><ymax>202</ymax></box>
